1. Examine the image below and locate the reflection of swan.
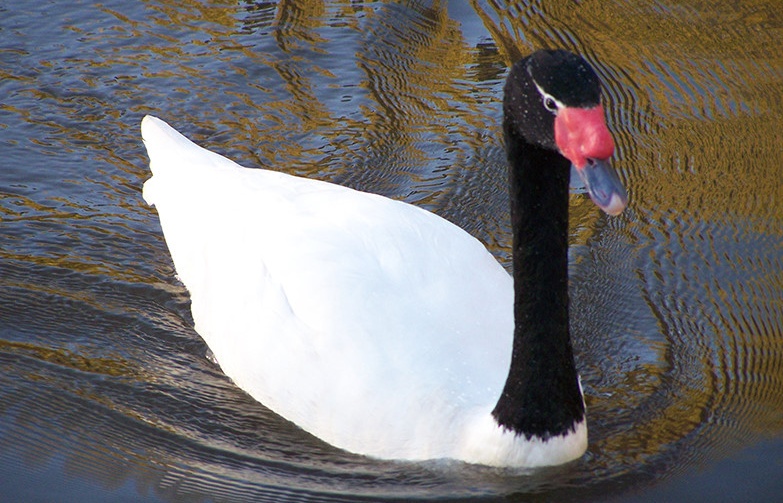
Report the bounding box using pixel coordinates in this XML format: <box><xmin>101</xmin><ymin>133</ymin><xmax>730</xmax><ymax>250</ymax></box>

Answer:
<box><xmin>142</xmin><ymin>50</ymin><xmax>627</xmax><ymax>468</ymax></box>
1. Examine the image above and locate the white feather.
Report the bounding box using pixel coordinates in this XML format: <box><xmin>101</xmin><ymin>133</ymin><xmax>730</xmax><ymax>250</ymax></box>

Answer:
<box><xmin>142</xmin><ymin>115</ymin><xmax>586</xmax><ymax>467</ymax></box>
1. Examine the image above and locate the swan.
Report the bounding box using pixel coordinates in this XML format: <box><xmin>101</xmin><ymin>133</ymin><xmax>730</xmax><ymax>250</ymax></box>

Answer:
<box><xmin>142</xmin><ymin>49</ymin><xmax>628</xmax><ymax>468</ymax></box>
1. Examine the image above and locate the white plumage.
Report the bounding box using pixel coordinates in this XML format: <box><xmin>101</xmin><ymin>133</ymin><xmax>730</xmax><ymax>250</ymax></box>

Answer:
<box><xmin>142</xmin><ymin>115</ymin><xmax>586</xmax><ymax>467</ymax></box>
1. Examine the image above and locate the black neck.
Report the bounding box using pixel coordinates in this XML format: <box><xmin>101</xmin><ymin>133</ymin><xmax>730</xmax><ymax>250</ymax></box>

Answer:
<box><xmin>491</xmin><ymin>126</ymin><xmax>585</xmax><ymax>440</ymax></box>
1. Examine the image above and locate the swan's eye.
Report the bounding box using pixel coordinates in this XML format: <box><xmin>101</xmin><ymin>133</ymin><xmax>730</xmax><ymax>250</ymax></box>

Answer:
<box><xmin>543</xmin><ymin>96</ymin><xmax>559</xmax><ymax>113</ymax></box>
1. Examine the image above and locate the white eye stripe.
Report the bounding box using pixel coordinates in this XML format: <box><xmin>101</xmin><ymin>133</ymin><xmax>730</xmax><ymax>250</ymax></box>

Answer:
<box><xmin>534</xmin><ymin>82</ymin><xmax>565</xmax><ymax>113</ymax></box>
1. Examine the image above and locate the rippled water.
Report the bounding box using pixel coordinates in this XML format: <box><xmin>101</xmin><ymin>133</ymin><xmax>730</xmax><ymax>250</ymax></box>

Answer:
<box><xmin>1</xmin><ymin>1</ymin><xmax>782</xmax><ymax>501</ymax></box>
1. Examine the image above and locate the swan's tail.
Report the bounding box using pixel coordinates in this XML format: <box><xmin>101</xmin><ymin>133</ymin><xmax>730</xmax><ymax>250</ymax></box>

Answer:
<box><xmin>141</xmin><ymin>115</ymin><xmax>234</xmax><ymax>207</ymax></box>
<box><xmin>142</xmin><ymin>115</ymin><xmax>186</xmax><ymax>206</ymax></box>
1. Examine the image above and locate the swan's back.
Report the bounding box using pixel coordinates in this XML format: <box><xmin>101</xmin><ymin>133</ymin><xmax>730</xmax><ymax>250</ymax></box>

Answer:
<box><xmin>142</xmin><ymin>116</ymin><xmax>515</xmax><ymax>461</ymax></box>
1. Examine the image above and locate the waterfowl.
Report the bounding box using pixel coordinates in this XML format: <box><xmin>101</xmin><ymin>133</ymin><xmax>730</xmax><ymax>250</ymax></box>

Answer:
<box><xmin>142</xmin><ymin>49</ymin><xmax>628</xmax><ymax>468</ymax></box>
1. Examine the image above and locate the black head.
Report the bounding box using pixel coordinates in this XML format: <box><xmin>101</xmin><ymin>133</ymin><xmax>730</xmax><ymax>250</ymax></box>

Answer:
<box><xmin>503</xmin><ymin>50</ymin><xmax>627</xmax><ymax>215</ymax></box>
<box><xmin>503</xmin><ymin>49</ymin><xmax>602</xmax><ymax>152</ymax></box>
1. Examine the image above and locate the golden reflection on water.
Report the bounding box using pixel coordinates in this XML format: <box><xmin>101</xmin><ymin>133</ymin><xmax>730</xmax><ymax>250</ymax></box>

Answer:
<box><xmin>0</xmin><ymin>0</ymin><xmax>782</xmax><ymax>500</ymax></box>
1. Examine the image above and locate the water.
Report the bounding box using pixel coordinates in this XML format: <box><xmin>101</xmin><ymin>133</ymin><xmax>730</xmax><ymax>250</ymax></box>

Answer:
<box><xmin>1</xmin><ymin>0</ymin><xmax>782</xmax><ymax>501</ymax></box>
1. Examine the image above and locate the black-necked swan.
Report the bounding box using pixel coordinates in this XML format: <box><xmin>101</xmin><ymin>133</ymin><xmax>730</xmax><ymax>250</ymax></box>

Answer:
<box><xmin>142</xmin><ymin>49</ymin><xmax>628</xmax><ymax>468</ymax></box>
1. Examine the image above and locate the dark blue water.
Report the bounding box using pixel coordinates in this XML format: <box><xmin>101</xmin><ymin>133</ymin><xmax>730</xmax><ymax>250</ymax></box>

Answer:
<box><xmin>1</xmin><ymin>1</ymin><xmax>782</xmax><ymax>501</ymax></box>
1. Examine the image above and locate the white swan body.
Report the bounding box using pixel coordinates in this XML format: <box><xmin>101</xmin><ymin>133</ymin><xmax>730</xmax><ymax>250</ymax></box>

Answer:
<box><xmin>142</xmin><ymin>50</ymin><xmax>630</xmax><ymax>468</ymax></box>
<box><xmin>142</xmin><ymin>115</ymin><xmax>586</xmax><ymax>467</ymax></box>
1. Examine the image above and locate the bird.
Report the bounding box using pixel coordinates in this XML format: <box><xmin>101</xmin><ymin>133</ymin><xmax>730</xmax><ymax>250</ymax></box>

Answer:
<box><xmin>142</xmin><ymin>49</ymin><xmax>628</xmax><ymax>468</ymax></box>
